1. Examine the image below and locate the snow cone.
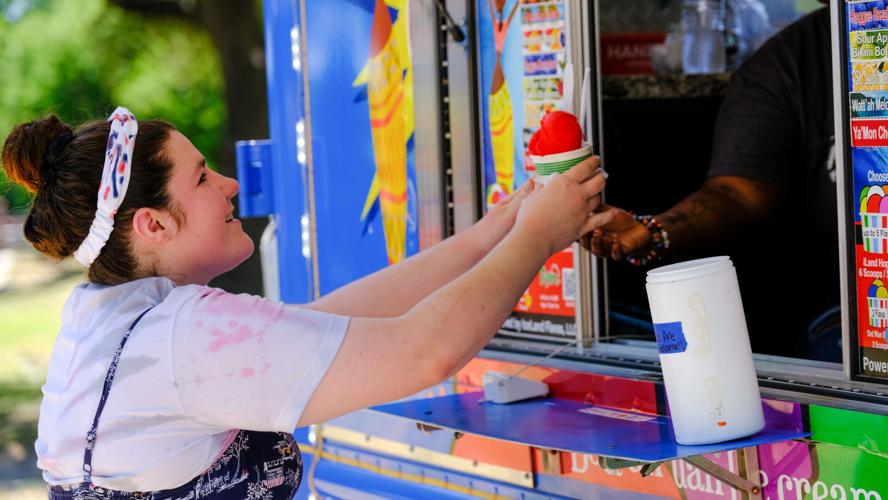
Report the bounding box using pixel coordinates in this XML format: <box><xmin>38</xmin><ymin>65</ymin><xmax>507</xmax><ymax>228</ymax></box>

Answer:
<box><xmin>860</xmin><ymin>185</ymin><xmax>888</xmax><ymax>253</ymax></box>
<box><xmin>528</xmin><ymin>111</ymin><xmax>592</xmax><ymax>182</ymax></box>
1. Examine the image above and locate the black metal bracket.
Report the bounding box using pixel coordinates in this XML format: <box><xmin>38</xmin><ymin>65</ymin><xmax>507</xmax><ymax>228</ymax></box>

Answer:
<box><xmin>598</xmin><ymin>447</ymin><xmax>763</xmax><ymax>499</ymax></box>
<box><xmin>433</xmin><ymin>0</ymin><xmax>466</xmax><ymax>43</ymax></box>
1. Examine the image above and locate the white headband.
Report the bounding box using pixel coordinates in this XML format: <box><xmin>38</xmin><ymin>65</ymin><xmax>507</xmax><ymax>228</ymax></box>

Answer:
<box><xmin>73</xmin><ymin>107</ymin><xmax>138</xmax><ymax>267</ymax></box>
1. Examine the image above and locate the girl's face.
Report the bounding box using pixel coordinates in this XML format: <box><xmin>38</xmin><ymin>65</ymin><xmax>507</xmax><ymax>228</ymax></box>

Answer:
<box><xmin>160</xmin><ymin>130</ymin><xmax>254</xmax><ymax>284</ymax></box>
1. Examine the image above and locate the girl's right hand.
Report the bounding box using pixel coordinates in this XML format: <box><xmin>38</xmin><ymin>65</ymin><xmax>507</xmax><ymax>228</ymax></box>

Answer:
<box><xmin>514</xmin><ymin>156</ymin><xmax>614</xmax><ymax>256</ymax></box>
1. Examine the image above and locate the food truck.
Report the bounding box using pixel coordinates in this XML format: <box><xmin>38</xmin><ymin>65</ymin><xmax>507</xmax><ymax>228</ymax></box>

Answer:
<box><xmin>236</xmin><ymin>0</ymin><xmax>888</xmax><ymax>497</ymax></box>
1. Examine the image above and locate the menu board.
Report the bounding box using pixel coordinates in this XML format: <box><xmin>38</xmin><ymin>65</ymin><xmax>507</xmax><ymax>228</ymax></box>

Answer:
<box><xmin>477</xmin><ymin>0</ymin><xmax>579</xmax><ymax>341</ymax></box>
<box><xmin>843</xmin><ymin>0</ymin><xmax>888</xmax><ymax>380</ymax></box>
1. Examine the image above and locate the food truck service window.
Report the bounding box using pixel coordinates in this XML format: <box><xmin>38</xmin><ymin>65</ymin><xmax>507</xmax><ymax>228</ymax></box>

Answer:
<box><xmin>594</xmin><ymin>1</ymin><xmax>842</xmax><ymax>365</ymax></box>
<box><xmin>466</xmin><ymin>0</ymin><xmax>888</xmax><ymax>409</ymax></box>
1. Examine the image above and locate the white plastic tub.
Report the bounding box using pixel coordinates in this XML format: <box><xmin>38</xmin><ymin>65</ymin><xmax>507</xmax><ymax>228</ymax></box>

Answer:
<box><xmin>646</xmin><ymin>256</ymin><xmax>764</xmax><ymax>445</ymax></box>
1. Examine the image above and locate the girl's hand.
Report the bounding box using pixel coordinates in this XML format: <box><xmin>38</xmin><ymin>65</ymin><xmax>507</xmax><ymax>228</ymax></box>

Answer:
<box><xmin>514</xmin><ymin>156</ymin><xmax>615</xmax><ymax>257</ymax></box>
<box><xmin>471</xmin><ymin>180</ymin><xmax>536</xmax><ymax>254</ymax></box>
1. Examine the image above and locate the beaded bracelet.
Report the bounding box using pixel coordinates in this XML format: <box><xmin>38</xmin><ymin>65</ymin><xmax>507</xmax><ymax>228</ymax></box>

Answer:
<box><xmin>626</xmin><ymin>214</ymin><xmax>670</xmax><ymax>267</ymax></box>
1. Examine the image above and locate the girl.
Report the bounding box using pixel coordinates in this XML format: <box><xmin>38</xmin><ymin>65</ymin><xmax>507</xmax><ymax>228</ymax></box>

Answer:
<box><xmin>2</xmin><ymin>108</ymin><xmax>610</xmax><ymax>498</ymax></box>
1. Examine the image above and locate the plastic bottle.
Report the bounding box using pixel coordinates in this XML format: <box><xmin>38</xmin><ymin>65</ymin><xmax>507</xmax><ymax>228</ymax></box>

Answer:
<box><xmin>682</xmin><ymin>0</ymin><xmax>727</xmax><ymax>74</ymax></box>
<box><xmin>646</xmin><ymin>256</ymin><xmax>764</xmax><ymax>445</ymax></box>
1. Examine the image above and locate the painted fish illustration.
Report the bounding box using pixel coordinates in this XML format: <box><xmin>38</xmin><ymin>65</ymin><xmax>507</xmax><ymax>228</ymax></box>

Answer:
<box><xmin>356</xmin><ymin>0</ymin><xmax>412</xmax><ymax>265</ymax></box>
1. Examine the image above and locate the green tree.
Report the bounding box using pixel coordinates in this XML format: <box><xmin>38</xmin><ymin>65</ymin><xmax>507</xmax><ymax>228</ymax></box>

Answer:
<box><xmin>107</xmin><ymin>0</ymin><xmax>269</xmax><ymax>295</ymax></box>
<box><xmin>0</xmin><ymin>0</ymin><xmax>224</xmax><ymax>211</ymax></box>
<box><xmin>1</xmin><ymin>0</ymin><xmax>269</xmax><ymax>294</ymax></box>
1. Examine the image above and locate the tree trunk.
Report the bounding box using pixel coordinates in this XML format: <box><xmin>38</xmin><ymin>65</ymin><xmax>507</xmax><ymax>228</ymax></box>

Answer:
<box><xmin>110</xmin><ymin>0</ymin><xmax>270</xmax><ymax>295</ymax></box>
<box><xmin>195</xmin><ymin>1</ymin><xmax>269</xmax><ymax>296</ymax></box>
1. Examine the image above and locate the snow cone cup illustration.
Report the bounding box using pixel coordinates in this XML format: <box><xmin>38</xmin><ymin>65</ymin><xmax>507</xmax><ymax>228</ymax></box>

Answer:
<box><xmin>868</xmin><ymin>280</ymin><xmax>888</xmax><ymax>328</ymax></box>
<box><xmin>528</xmin><ymin>110</ymin><xmax>593</xmax><ymax>184</ymax></box>
<box><xmin>860</xmin><ymin>185</ymin><xmax>888</xmax><ymax>253</ymax></box>
<box><xmin>645</xmin><ymin>256</ymin><xmax>764</xmax><ymax>445</ymax></box>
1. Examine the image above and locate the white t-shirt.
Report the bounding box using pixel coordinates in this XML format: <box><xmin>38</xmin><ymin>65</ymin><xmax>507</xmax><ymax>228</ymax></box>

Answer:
<box><xmin>35</xmin><ymin>277</ymin><xmax>348</xmax><ymax>492</ymax></box>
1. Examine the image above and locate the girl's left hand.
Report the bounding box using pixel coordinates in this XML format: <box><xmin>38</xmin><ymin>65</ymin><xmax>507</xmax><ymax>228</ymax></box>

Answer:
<box><xmin>471</xmin><ymin>180</ymin><xmax>537</xmax><ymax>253</ymax></box>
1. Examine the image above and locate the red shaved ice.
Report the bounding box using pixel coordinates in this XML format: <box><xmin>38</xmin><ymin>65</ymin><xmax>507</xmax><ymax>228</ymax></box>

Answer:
<box><xmin>528</xmin><ymin>110</ymin><xmax>583</xmax><ymax>156</ymax></box>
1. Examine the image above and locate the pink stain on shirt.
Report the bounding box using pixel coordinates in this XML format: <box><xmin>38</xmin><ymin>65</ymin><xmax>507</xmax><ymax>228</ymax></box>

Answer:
<box><xmin>259</xmin><ymin>357</ymin><xmax>272</xmax><ymax>374</ymax></box>
<box><xmin>38</xmin><ymin>458</ymin><xmax>64</xmax><ymax>476</ymax></box>
<box><xmin>241</xmin><ymin>367</ymin><xmax>255</xmax><ymax>378</ymax></box>
<box><xmin>70</xmin><ymin>391</ymin><xmax>87</xmax><ymax>406</ymax></box>
<box><xmin>195</xmin><ymin>289</ymin><xmax>284</xmax><ymax>320</ymax></box>
<box><xmin>208</xmin><ymin>324</ymin><xmax>259</xmax><ymax>352</ymax></box>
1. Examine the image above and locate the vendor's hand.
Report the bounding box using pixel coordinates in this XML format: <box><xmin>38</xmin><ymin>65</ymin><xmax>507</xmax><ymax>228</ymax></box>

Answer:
<box><xmin>515</xmin><ymin>156</ymin><xmax>615</xmax><ymax>257</ymax></box>
<box><xmin>582</xmin><ymin>205</ymin><xmax>651</xmax><ymax>261</ymax></box>
<box><xmin>471</xmin><ymin>180</ymin><xmax>537</xmax><ymax>253</ymax></box>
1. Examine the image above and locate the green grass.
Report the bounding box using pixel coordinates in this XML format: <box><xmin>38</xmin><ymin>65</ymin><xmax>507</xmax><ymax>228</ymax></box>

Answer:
<box><xmin>0</xmin><ymin>274</ymin><xmax>84</xmax><ymax>488</ymax></box>
<box><xmin>0</xmin><ymin>273</ymin><xmax>83</xmax><ymax>456</ymax></box>
<box><xmin>0</xmin><ymin>381</ymin><xmax>41</xmax><ymax>467</ymax></box>
<box><xmin>0</xmin><ymin>274</ymin><xmax>83</xmax><ymax>383</ymax></box>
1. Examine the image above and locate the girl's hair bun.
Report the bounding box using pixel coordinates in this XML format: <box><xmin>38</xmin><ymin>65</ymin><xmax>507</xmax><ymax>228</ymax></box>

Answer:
<box><xmin>2</xmin><ymin>114</ymin><xmax>73</xmax><ymax>193</ymax></box>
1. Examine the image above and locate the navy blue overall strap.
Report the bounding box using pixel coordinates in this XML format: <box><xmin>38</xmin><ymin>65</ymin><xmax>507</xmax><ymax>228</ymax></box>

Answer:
<box><xmin>81</xmin><ymin>307</ymin><xmax>154</xmax><ymax>484</ymax></box>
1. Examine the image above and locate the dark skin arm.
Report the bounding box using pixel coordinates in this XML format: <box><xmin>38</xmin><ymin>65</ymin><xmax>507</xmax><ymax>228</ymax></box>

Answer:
<box><xmin>586</xmin><ymin>175</ymin><xmax>781</xmax><ymax>261</ymax></box>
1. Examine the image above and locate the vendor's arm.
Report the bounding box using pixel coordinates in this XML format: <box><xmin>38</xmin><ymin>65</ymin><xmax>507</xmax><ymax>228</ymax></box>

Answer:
<box><xmin>588</xmin><ymin>175</ymin><xmax>780</xmax><ymax>260</ymax></box>
<box><xmin>588</xmin><ymin>15</ymin><xmax>806</xmax><ymax>263</ymax></box>
<box><xmin>298</xmin><ymin>161</ymin><xmax>612</xmax><ymax>426</ymax></box>
<box><xmin>306</xmin><ymin>181</ymin><xmax>534</xmax><ymax>318</ymax></box>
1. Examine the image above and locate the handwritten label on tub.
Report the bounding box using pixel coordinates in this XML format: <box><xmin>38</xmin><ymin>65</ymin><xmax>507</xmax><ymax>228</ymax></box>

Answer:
<box><xmin>653</xmin><ymin>321</ymin><xmax>688</xmax><ymax>354</ymax></box>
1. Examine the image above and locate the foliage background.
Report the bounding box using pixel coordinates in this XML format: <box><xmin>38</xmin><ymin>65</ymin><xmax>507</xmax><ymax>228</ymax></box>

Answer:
<box><xmin>0</xmin><ymin>0</ymin><xmax>225</xmax><ymax>214</ymax></box>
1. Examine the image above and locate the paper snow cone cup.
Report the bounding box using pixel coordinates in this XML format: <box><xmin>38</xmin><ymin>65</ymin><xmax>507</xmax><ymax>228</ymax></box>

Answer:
<box><xmin>531</xmin><ymin>144</ymin><xmax>594</xmax><ymax>183</ymax></box>
<box><xmin>860</xmin><ymin>211</ymin><xmax>888</xmax><ymax>253</ymax></box>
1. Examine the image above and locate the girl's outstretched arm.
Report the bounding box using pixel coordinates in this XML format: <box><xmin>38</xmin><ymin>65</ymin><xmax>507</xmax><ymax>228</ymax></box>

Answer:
<box><xmin>306</xmin><ymin>182</ymin><xmax>534</xmax><ymax>318</ymax></box>
<box><xmin>298</xmin><ymin>158</ymin><xmax>612</xmax><ymax>426</ymax></box>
